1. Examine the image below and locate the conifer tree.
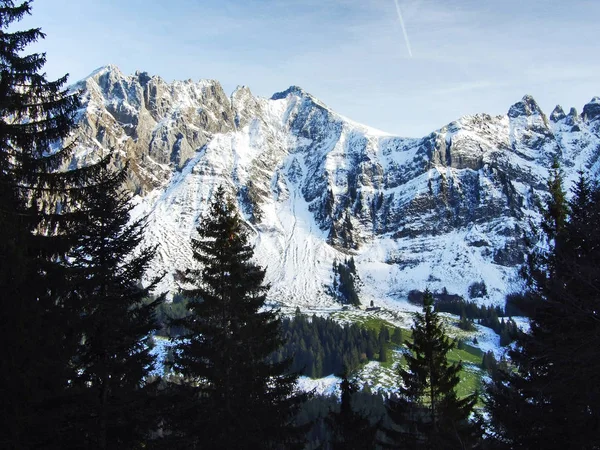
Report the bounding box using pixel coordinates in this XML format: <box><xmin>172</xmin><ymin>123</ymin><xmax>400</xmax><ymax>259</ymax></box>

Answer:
<box><xmin>486</xmin><ymin>169</ymin><xmax>600</xmax><ymax>449</ymax></box>
<box><xmin>64</xmin><ymin>158</ymin><xmax>164</xmax><ymax>449</ymax></box>
<box><xmin>391</xmin><ymin>327</ymin><xmax>403</xmax><ymax>345</ymax></box>
<box><xmin>385</xmin><ymin>289</ymin><xmax>479</xmax><ymax>449</ymax></box>
<box><xmin>481</xmin><ymin>351</ymin><xmax>498</xmax><ymax>376</ymax></box>
<box><xmin>169</xmin><ymin>185</ymin><xmax>306</xmax><ymax>449</ymax></box>
<box><xmin>0</xmin><ymin>2</ymin><xmax>103</xmax><ymax>447</ymax></box>
<box><xmin>378</xmin><ymin>342</ymin><xmax>388</xmax><ymax>363</ymax></box>
<box><xmin>327</xmin><ymin>370</ymin><xmax>378</xmax><ymax>450</ymax></box>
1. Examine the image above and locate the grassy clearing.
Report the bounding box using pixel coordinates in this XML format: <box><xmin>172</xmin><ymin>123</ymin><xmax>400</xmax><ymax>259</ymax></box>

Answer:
<box><xmin>449</xmin><ymin>346</ymin><xmax>484</xmax><ymax>366</ymax></box>
<box><xmin>457</xmin><ymin>366</ymin><xmax>484</xmax><ymax>406</ymax></box>
<box><xmin>330</xmin><ymin>306</ymin><xmax>486</xmax><ymax>400</ymax></box>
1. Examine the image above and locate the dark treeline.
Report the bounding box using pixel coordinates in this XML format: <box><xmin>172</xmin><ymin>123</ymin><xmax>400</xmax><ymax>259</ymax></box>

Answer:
<box><xmin>434</xmin><ymin>297</ymin><xmax>503</xmax><ymax>320</ymax></box>
<box><xmin>480</xmin><ymin>350</ymin><xmax>510</xmax><ymax>377</ymax></box>
<box><xmin>152</xmin><ymin>293</ymin><xmax>190</xmax><ymax>337</ymax></box>
<box><xmin>270</xmin><ymin>311</ymin><xmax>402</xmax><ymax>378</ymax></box>
<box><xmin>434</xmin><ymin>297</ymin><xmax>520</xmax><ymax>345</ymax></box>
<box><xmin>299</xmin><ymin>380</ymin><xmax>387</xmax><ymax>450</ymax></box>
<box><xmin>408</xmin><ymin>287</ymin><xmax>525</xmax><ymax>319</ymax></box>
<box><xmin>485</xmin><ymin>163</ymin><xmax>600</xmax><ymax>449</ymax></box>
<box><xmin>408</xmin><ymin>288</ymin><xmax>522</xmax><ymax>345</ymax></box>
<box><xmin>331</xmin><ymin>257</ymin><xmax>360</xmax><ymax>306</ymax></box>
<box><xmin>1</xmin><ymin>2</ymin><xmax>165</xmax><ymax>448</ymax></box>
<box><xmin>0</xmin><ymin>4</ymin><xmax>306</xmax><ymax>448</ymax></box>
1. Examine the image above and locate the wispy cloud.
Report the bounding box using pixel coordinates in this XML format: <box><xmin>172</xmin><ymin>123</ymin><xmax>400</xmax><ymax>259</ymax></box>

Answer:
<box><xmin>431</xmin><ymin>80</ymin><xmax>504</xmax><ymax>96</ymax></box>
<box><xmin>25</xmin><ymin>0</ymin><xmax>600</xmax><ymax>137</ymax></box>
<box><xmin>393</xmin><ymin>0</ymin><xmax>413</xmax><ymax>57</ymax></box>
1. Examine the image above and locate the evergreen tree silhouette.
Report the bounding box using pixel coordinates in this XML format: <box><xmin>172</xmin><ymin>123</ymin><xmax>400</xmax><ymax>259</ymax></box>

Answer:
<box><xmin>169</xmin><ymin>186</ymin><xmax>306</xmax><ymax>449</ymax></box>
<box><xmin>0</xmin><ymin>2</ymin><xmax>103</xmax><ymax>447</ymax></box>
<box><xmin>385</xmin><ymin>289</ymin><xmax>479</xmax><ymax>449</ymax></box>
<box><xmin>327</xmin><ymin>369</ymin><xmax>378</xmax><ymax>450</ymax></box>
<box><xmin>65</xmin><ymin>158</ymin><xmax>164</xmax><ymax>449</ymax></box>
<box><xmin>486</xmin><ymin>169</ymin><xmax>600</xmax><ymax>449</ymax></box>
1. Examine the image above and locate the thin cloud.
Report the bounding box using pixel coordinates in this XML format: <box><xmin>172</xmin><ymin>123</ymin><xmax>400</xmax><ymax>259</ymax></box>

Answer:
<box><xmin>431</xmin><ymin>81</ymin><xmax>502</xmax><ymax>96</ymax></box>
<box><xmin>393</xmin><ymin>0</ymin><xmax>413</xmax><ymax>58</ymax></box>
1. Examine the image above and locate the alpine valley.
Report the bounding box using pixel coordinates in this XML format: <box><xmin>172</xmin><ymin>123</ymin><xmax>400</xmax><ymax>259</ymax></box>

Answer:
<box><xmin>69</xmin><ymin>65</ymin><xmax>600</xmax><ymax>311</ymax></box>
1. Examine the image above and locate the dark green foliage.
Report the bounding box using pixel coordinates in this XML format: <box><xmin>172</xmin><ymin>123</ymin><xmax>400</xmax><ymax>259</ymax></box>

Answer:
<box><xmin>353</xmin><ymin>191</ymin><xmax>364</xmax><ymax>215</ymax></box>
<box><xmin>326</xmin><ymin>372</ymin><xmax>379</xmax><ymax>450</ymax></box>
<box><xmin>238</xmin><ymin>179</ymin><xmax>263</xmax><ymax>223</ymax></box>
<box><xmin>458</xmin><ymin>314</ymin><xmax>476</xmax><ymax>331</ymax></box>
<box><xmin>271</xmin><ymin>313</ymin><xmax>382</xmax><ymax>378</ymax></box>
<box><xmin>435</xmin><ymin>297</ymin><xmax>502</xmax><ymax>321</ymax></box>
<box><xmin>391</xmin><ymin>327</ymin><xmax>403</xmax><ymax>345</ymax></box>
<box><xmin>378</xmin><ymin>325</ymin><xmax>390</xmax><ymax>362</ymax></box>
<box><xmin>375</xmin><ymin>192</ymin><xmax>384</xmax><ymax>210</ymax></box>
<box><xmin>385</xmin><ymin>290</ymin><xmax>480</xmax><ymax>448</ymax></box>
<box><xmin>328</xmin><ymin>208</ymin><xmax>359</xmax><ymax>249</ymax></box>
<box><xmin>481</xmin><ymin>351</ymin><xmax>498</xmax><ymax>376</ymax></box>
<box><xmin>486</xmin><ymin>168</ymin><xmax>600</xmax><ymax>449</ymax></box>
<box><xmin>497</xmin><ymin>169</ymin><xmax>521</xmax><ymax>210</ymax></box>
<box><xmin>65</xmin><ymin>159</ymin><xmax>164</xmax><ymax>449</ymax></box>
<box><xmin>468</xmin><ymin>281</ymin><xmax>488</xmax><ymax>298</ymax></box>
<box><xmin>340</xmin><ymin>212</ymin><xmax>358</xmax><ymax>249</ymax></box>
<box><xmin>299</xmin><ymin>388</ymin><xmax>387</xmax><ymax>450</ymax></box>
<box><xmin>169</xmin><ymin>186</ymin><xmax>306</xmax><ymax>449</ymax></box>
<box><xmin>324</xmin><ymin>188</ymin><xmax>335</xmax><ymax>218</ymax></box>
<box><xmin>296</xmin><ymin>395</ymin><xmax>339</xmax><ymax>450</ymax></box>
<box><xmin>332</xmin><ymin>257</ymin><xmax>360</xmax><ymax>306</ymax></box>
<box><xmin>378</xmin><ymin>343</ymin><xmax>388</xmax><ymax>363</ymax></box>
<box><xmin>347</xmin><ymin>172</ymin><xmax>358</xmax><ymax>202</ymax></box>
<box><xmin>407</xmin><ymin>288</ymin><xmax>463</xmax><ymax>306</ymax></box>
<box><xmin>378</xmin><ymin>324</ymin><xmax>390</xmax><ymax>343</ymax></box>
<box><xmin>0</xmin><ymin>2</ymin><xmax>105</xmax><ymax>447</ymax></box>
<box><xmin>410</xmin><ymin>289</ymin><xmax>520</xmax><ymax>345</ymax></box>
<box><xmin>541</xmin><ymin>157</ymin><xmax>568</xmax><ymax>247</ymax></box>
<box><xmin>477</xmin><ymin>314</ymin><xmax>518</xmax><ymax>346</ymax></box>
<box><xmin>152</xmin><ymin>293</ymin><xmax>191</xmax><ymax>337</ymax></box>
<box><xmin>504</xmin><ymin>292</ymin><xmax>531</xmax><ymax>317</ymax></box>
<box><xmin>497</xmin><ymin>318</ymin><xmax>519</xmax><ymax>346</ymax></box>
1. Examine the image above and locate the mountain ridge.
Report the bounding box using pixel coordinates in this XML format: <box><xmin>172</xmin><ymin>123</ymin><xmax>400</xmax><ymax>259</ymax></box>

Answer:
<box><xmin>67</xmin><ymin>65</ymin><xmax>600</xmax><ymax>309</ymax></box>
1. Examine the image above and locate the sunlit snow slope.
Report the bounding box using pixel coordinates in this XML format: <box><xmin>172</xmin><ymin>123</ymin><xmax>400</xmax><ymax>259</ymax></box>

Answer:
<box><xmin>68</xmin><ymin>65</ymin><xmax>600</xmax><ymax>308</ymax></box>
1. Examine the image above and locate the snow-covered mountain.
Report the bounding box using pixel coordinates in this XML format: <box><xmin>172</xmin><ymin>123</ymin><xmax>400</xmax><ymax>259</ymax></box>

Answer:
<box><xmin>69</xmin><ymin>65</ymin><xmax>600</xmax><ymax>308</ymax></box>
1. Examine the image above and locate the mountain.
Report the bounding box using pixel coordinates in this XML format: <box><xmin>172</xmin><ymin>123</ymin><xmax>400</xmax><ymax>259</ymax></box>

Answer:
<box><xmin>68</xmin><ymin>65</ymin><xmax>600</xmax><ymax>308</ymax></box>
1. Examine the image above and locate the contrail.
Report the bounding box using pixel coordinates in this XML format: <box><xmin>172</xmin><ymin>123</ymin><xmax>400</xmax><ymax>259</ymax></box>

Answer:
<box><xmin>393</xmin><ymin>0</ymin><xmax>413</xmax><ymax>58</ymax></box>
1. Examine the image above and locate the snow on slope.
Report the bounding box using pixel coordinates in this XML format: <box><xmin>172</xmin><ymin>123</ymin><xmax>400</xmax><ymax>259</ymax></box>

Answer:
<box><xmin>70</xmin><ymin>66</ymin><xmax>600</xmax><ymax>312</ymax></box>
<box><xmin>253</xmin><ymin>159</ymin><xmax>337</xmax><ymax>307</ymax></box>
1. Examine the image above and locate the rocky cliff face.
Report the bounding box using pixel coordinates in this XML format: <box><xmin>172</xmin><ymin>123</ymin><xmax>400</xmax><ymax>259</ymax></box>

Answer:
<box><xmin>68</xmin><ymin>65</ymin><xmax>600</xmax><ymax>308</ymax></box>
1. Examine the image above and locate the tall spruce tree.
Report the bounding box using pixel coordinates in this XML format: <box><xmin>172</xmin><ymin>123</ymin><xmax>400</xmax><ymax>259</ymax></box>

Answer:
<box><xmin>385</xmin><ymin>289</ymin><xmax>479</xmax><ymax>449</ymax></box>
<box><xmin>485</xmin><ymin>169</ymin><xmax>600</xmax><ymax>449</ymax></box>
<box><xmin>64</xmin><ymin>158</ymin><xmax>163</xmax><ymax>449</ymax></box>
<box><xmin>0</xmin><ymin>2</ymin><xmax>103</xmax><ymax>448</ymax></box>
<box><xmin>169</xmin><ymin>185</ymin><xmax>306</xmax><ymax>449</ymax></box>
<box><xmin>326</xmin><ymin>370</ymin><xmax>378</xmax><ymax>450</ymax></box>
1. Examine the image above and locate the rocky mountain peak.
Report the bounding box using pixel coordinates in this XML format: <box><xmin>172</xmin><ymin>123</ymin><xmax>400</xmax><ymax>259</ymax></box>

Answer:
<box><xmin>508</xmin><ymin>95</ymin><xmax>544</xmax><ymax>119</ymax></box>
<box><xmin>232</xmin><ymin>85</ymin><xmax>253</xmax><ymax>99</ymax></box>
<box><xmin>66</xmin><ymin>65</ymin><xmax>600</xmax><ymax>308</ymax></box>
<box><xmin>583</xmin><ymin>97</ymin><xmax>600</xmax><ymax>122</ymax></box>
<box><xmin>550</xmin><ymin>105</ymin><xmax>566</xmax><ymax>122</ymax></box>
<box><xmin>271</xmin><ymin>85</ymin><xmax>309</xmax><ymax>100</ymax></box>
<box><xmin>85</xmin><ymin>63</ymin><xmax>123</xmax><ymax>80</ymax></box>
<box><xmin>231</xmin><ymin>85</ymin><xmax>261</xmax><ymax>129</ymax></box>
<box><xmin>269</xmin><ymin>85</ymin><xmax>333</xmax><ymax>113</ymax></box>
<box><xmin>564</xmin><ymin>107</ymin><xmax>581</xmax><ymax>127</ymax></box>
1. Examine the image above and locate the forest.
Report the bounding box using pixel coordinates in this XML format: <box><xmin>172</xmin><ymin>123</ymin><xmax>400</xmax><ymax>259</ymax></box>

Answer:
<box><xmin>272</xmin><ymin>312</ymin><xmax>401</xmax><ymax>378</ymax></box>
<box><xmin>2</xmin><ymin>1</ymin><xmax>600</xmax><ymax>449</ymax></box>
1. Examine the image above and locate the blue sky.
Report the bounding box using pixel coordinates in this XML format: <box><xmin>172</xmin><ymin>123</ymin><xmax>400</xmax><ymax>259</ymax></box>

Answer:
<box><xmin>20</xmin><ymin>0</ymin><xmax>600</xmax><ymax>136</ymax></box>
